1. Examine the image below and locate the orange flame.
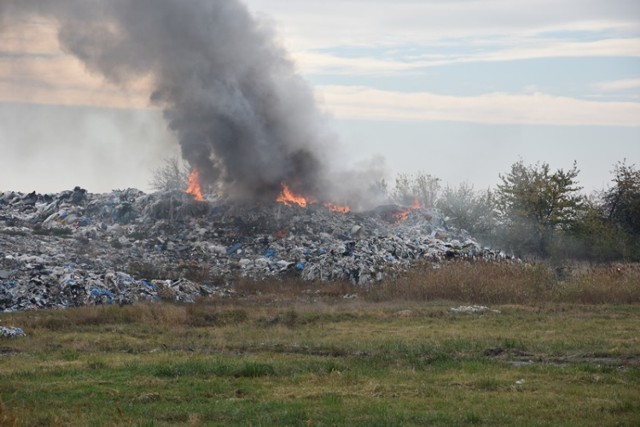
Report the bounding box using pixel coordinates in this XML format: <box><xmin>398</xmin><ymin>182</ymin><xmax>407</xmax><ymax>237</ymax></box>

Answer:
<box><xmin>324</xmin><ymin>202</ymin><xmax>351</xmax><ymax>213</ymax></box>
<box><xmin>276</xmin><ymin>184</ymin><xmax>308</xmax><ymax>208</ymax></box>
<box><xmin>276</xmin><ymin>183</ymin><xmax>351</xmax><ymax>213</ymax></box>
<box><xmin>186</xmin><ymin>169</ymin><xmax>204</xmax><ymax>201</ymax></box>
<box><xmin>392</xmin><ymin>199</ymin><xmax>421</xmax><ymax>223</ymax></box>
<box><xmin>392</xmin><ymin>210</ymin><xmax>411</xmax><ymax>222</ymax></box>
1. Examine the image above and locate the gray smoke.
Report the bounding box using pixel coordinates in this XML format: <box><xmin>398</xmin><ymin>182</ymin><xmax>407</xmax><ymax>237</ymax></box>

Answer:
<box><xmin>2</xmin><ymin>0</ymin><xmax>335</xmax><ymax>199</ymax></box>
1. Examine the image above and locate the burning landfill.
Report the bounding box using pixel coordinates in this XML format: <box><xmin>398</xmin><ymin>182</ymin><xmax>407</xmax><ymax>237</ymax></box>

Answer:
<box><xmin>0</xmin><ymin>182</ymin><xmax>508</xmax><ymax>312</ymax></box>
<box><xmin>1</xmin><ymin>0</ymin><xmax>509</xmax><ymax>313</ymax></box>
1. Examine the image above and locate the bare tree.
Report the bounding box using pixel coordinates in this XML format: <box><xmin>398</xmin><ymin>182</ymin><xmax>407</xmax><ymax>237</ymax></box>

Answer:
<box><xmin>149</xmin><ymin>156</ymin><xmax>191</xmax><ymax>192</ymax></box>
<box><xmin>392</xmin><ymin>172</ymin><xmax>440</xmax><ymax>207</ymax></box>
<box><xmin>412</xmin><ymin>172</ymin><xmax>440</xmax><ymax>208</ymax></box>
<box><xmin>437</xmin><ymin>183</ymin><xmax>497</xmax><ymax>242</ymax></box>
<box><xmin>392</xmin><ymin>173</ymin><xmax>413</xmax><ymax>205</ymax></box>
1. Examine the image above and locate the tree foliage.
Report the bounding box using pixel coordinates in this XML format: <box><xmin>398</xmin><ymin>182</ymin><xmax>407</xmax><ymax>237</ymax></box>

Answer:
<box><xmin>495</xmin><ymin>161</ymin><xmax>584</xmax><ymax>258</ymax></box>
<box><xmin>602</xmin><ymin>161</ymin><xmax>640</xmax><ymax>237</ymax></box>
<box><xmin>383</xmin><ymin>160</ymin><xmax>638</xmax><ymax>262</ymax></box>
<box><xmin>561</xmin><ymin>199</ymin><xmax>627</xmax><ymax>262</ymax></box>
<box><xmin>437</xmin><ymin>183</ymin><xmax>497</xmax><ymax>243</ymax></box>
<box><xmin>579</xmin><ymin>161</ymin><xmax>640</xmax><ymax>261</ymax></box>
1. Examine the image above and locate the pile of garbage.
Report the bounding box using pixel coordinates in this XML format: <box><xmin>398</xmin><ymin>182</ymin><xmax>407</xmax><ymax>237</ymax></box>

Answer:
<box><xmin>0</xmin><ymin>326</ymin><xmax>25</xmax><ymax>338</ymax></box>
<box><xmin>0</xmin><ymin>187</ymin><xmax>506</xmax><ymax>312</ymax></box>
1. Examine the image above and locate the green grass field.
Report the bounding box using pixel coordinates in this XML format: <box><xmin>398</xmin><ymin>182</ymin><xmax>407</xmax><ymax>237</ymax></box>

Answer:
<box><xmin>1</xmin><ymin>262</ymin><xmax>639</xmax><ymax>426</ymax></box>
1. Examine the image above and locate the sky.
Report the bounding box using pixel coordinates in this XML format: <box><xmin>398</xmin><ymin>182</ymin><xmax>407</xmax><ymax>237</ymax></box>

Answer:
<box><xmin>1</xmin><ymin>0</ymin><xmax>639</xmax><ymax>194</ymax></box>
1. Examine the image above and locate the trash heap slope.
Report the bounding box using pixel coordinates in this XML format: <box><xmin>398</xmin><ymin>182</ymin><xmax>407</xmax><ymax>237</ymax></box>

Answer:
<box><xmin>0</xmin><ymin>188</ymin><xmax>505</xmax><ymax>311</ymax></box>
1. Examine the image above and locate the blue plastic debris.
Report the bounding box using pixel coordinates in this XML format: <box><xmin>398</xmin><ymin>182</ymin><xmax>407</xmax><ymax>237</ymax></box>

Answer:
<box><xmin>76</xmin><ymin>216</ymin><xmax>91</xmax><ymax>227</ymax></box>
<box><xmin>227</xmin><ymin>243</ymin><xmax>243</xmax><ymax>256</ymax></box>
<box><xmin>90</xmin><ymin>288</ymin><xmax>114</xmax><ymax>304</ymax></box>
<box><xmin>141</xmin><ymin>280</ymin><xmax>156</xmax><ymax>290</ymax></box>
<box><xmin>263</xmin><ymin>248</ymin><xmax>277</xmax><ymax>258</ymax></box>
<box><xmin>296</xmin><ymin>261</ymin><xmax>306</xmax><ymax>271</ymax></box>
<box><xmin>116</xmin><ymin>273</ymin><xmax>134</xmax><ymax>285</ymax></box>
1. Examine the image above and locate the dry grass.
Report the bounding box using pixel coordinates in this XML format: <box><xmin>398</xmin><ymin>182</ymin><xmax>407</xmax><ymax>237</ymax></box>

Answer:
<box><xmin>127</xmin><ymin>256</ymin><xmax>640</xmax><ymax>307</ymax></box>
<box><xmin>365</xmin><ymin>261</ymin><xmax>640</xmax><ymax>305</ymax></box>
<box><xmin>11</xmin><ymin>303</ymin><xmax>188</xmax><ymax>331</ymax></box>
<box><xmin>5</xmin><ymin>261</ymin><xmax>637</xmax><ymax>337</ymax></box>
<box><xmin>0</xmin><ymin>397</ymin><xmax>19</xmax><ymax>427</ymax></box>
<box><xmin>233</xmin><ymin>276</ymin><xmax>358</xmax><ymax>306</ymax></box>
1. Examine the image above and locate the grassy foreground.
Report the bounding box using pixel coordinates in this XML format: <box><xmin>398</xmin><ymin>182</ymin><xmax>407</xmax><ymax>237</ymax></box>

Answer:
<box><xmin>1</xmin><ymin>262</ymin><xmax>639</xmax><ymax>426</ymax></box>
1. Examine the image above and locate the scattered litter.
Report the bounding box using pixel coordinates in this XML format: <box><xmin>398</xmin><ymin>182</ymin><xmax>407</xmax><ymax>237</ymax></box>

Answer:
<box><xmin>450</xmin><ymin>305</ymin><xmax>501</xmax><ymax>314</ymax></box>
<box><xmin>510</xmin><ymin>361</ymin><xmax>534</xmax><ymax>367</ymax></box>
<box><xmin>515</xmin><ymin>379</ymin><xmax>526</xmax><ymax>385</ymax></box>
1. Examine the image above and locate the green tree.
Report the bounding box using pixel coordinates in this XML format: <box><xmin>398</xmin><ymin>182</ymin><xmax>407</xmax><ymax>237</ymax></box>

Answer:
<box><xmin>495</xmin><ymin>161</ymin><xmax>584</xmax><ymax>258</ymax></box>
<box><xmin>602</xmin><ymin>160</ymin><xmax>640</xmax><ymax>238</ymax></box>
<box><xmin>546</xmin><ymin>162</ymin><xmax>640</xmax><ymax>262</ymax></box>
<box><xmin>560</xmin><ymin>197</ymin><xmax>626</xmax><ymax>262</ymax></box>
<box><xmin>592</xmin><ymin>161</ymin><xmax>640</xmax><ymax>261</ymax></box>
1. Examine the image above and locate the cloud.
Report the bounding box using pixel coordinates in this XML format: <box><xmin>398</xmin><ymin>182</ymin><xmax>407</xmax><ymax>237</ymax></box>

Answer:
<box><xmin>594</xmin><ymin>77</ymin><xmax>640</xmax><ymax>91</ymax></box>
<box><xmin>293</xmin><ymin>51</ymin><xmax>417</xmax><ymax>75</ymax></box>
<box><xmin>317</xmin><ymin>85</ymin><xmax>640</xmax><ymax>126</ymax></box>
<box><xmin>296</xmin><ymin>38</ymin><xmax>640</xmax><ymax>75</ymax></box>
<box><xmin>464</xmin><ymin>38</ymin><xmax>640</xmax><ymax>63</ymax></box>
<box><xmin>0</xmin><ymin>19</ymin><xmax>60</xmax><ymax>55</ymax></box>
<box><xmin>246</xmin><ymin>0</ymin><xmax>640</xmax><ymax>50</ymax></box>
<box><xmin>2</xmin><ymin>6</ymin><xmax>639</xmax><ymax>129</ymax></box>
<box><xmin>0</xmin><ymin>19</ymin><xmax>151</xmax><ymax>108</ymax></box>
<box><xmin>0</xmin><ymin>61</ymin><xmax>152</xmax><ymax>109</ymax></box>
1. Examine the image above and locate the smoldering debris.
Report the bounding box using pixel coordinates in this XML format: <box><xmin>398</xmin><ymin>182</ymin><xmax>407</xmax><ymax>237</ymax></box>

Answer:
<box><xmin>0</xmin><ymin>188</ymin><xmax>508</xmax><ymax>312</ymax></box>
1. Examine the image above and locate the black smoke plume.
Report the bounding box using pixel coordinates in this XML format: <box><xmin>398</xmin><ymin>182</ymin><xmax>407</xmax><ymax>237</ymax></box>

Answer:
<box><xmin>2</xmin><ymin>0</ymin><xmax>335</xmax><ymax>199</ymax></box>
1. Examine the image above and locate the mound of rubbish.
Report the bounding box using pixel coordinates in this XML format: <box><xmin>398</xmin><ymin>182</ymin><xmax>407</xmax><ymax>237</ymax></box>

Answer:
<box><xmin>0</xmin><ymin>187</ymin><xmax>506</xmax><ymax>311</ymax></box>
